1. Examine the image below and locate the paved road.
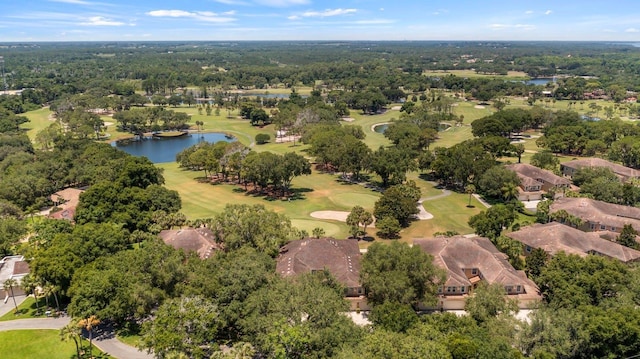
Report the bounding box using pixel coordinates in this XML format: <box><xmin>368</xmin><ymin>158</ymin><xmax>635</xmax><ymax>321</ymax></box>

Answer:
<box><xmin>0</xmin><ymin>317</ymin><xmax>71</xmax><ymax>331</ymax></box>
<box><xmin>0</xmin><ymin>295</ymin><xmax>26</xmax><ymax>317</ymax></box>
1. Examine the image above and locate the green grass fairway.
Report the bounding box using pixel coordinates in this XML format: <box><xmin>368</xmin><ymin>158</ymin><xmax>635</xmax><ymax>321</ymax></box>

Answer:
<box><xmin>403</xmin><ymin>192</ymin><xmax>484</xmax><ymax>240</ymax></box>
<box><xmin>159</xmin><ymin>162</ymin><xmax>388</xmax><ymax>239</ymax></box>
<box><xmin>22</xmin><ymin>107</ymin><xmax>54</xmax><ymax>142</ymax></box>
<box><xmin>0</xmin><ymin>330</ymin><xmax>110</xmax><ymax>359</ymax></box>
<box><xmin>423</xmin><ymin>69</ymin><xmax>529</xmax><ymax>79</ymax></box>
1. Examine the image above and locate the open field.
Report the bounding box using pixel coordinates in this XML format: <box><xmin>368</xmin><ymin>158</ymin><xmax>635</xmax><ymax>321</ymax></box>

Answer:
<box><xmin>423</xmin><ymin>69</ymin><xmax>529</xmax><ymax>79</ymax></box>
<box><xmin>0</xmin><ymin>330</ymin><xmax>110</xmax><ymax>359</ymax></box>
<box><xmin>22</xmin><ymin>107</ymin><xmax>54</xmax><ymax>142</ymax></box>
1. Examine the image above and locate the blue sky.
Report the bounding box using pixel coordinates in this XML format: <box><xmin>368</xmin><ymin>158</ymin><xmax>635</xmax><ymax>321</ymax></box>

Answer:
<box><xmin>2</xmin><ymin>0</ymin><xmax>640</xmax><ymax>42</ymax></box>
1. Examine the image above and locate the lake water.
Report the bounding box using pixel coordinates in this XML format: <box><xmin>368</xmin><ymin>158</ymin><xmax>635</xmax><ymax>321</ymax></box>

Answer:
<box><xmin>525</xmin><ymin>78</ymin><xmax>555</xmax><ymax>86</ymax></box>
<box><xmin>112</xmin><ymin>132</ymin><xmax>234</xmax><ymax>163</ymax></box>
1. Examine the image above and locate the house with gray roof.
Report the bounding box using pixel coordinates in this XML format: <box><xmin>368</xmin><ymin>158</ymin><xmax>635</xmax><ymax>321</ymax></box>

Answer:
<box><xmin>276</xmin><ymin>237</ymin><xmax>366</xmax><ymax>310</ymax></box>
<box><xmin>560</xmin><ymin>158</ymin><xmax>640</xmax><ymax>182</ymax></box>
<box><xmin>507</xmin><ymin>222</ymin><xmax>640</xmax><ymax>263</ymax></box>
<box><xmin>413</xmin><ymin>236</ymin><xmax>541</xmax><ymax>310</ymax></box>
<box><xmin>549</xmin><ymin>197</ymin><xmax>640</xmax><ymax>233</ymax></box>
<box><xmin>158</xmin><ymin>227</ymin><xmax>221</xmax><ymax>260</ymax></box>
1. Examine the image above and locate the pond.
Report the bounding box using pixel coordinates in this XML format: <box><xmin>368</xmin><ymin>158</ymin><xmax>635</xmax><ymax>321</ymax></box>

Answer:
<box><xmin>525</xmin><ymin>78</ymin><xmax>556</xmax><ymax>86</ymax></box>
<box><xmin>112</xmin><ymin>132</ymin><xmax>235</xmax><ymax>163</ymax></box>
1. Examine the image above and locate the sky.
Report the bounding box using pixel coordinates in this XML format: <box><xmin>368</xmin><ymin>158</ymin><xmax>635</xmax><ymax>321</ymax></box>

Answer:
<box><xmin>1</xmin><ymin>0</ymin><xmax>640</xmax><ymax>42</ymax></box>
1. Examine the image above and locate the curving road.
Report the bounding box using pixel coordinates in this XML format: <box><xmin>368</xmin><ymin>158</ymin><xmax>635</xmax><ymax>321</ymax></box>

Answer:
<box><xmin>0</xmin><ymin>317</ymin><xmax>153</xmax><ymax>359</ymax></box>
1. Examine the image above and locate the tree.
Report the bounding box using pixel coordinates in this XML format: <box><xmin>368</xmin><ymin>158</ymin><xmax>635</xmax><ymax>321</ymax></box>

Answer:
<box><xmin>360</xmin><ymin>241</ymin><xmax>445</xmax><ymax>308</ymax></box>
<box><xmin>617</xmin><ymin>224</ymin><xmax>640</xmax><ymax>249</ymax></box>
<box><xmin>465</xmin><ymin>282</ymin><xmax>518</xmax><ymax>325</ymax></box>
<box><xmin>530</xmin><ymin>151</ymin><xmax>559</xmax><ymax>170</ymax></box>
<box><xmin>477</xmin><ymin>165</ymin><xmax>520</xmax><ymax>200</ymax></box>
<box><xmin>525</xmin><ymin>248</ymin><xmax>548</xmax><ymax>279</ymax></box>
<box><xmin>465</xmin><ymin>184</ymin><xmax>476</xmax><ymax>207</ymax></box>
<box><xmin>373</xmin><ymin>182</ymin><xmax>421</xmax><ymax>227</ymax></box>
<box><xmin>240</xmin><ymin>273</ymin><xmax>360</xmax><ymax>359</ymax></box>
<box><xmin>468</xmin><ymin>204</ymin><xmax>516</xmax><ymax>239</ymax></box>
<box><xmin>346</xmin><ymin>205</ymin><xmax>373</xmax><ymax>238</ymax></box>
<box><xmin>3</xmin><ymin>278</ymin><xmax>18</xmax><ymax>313</ymax></box>
<box><xmin>140</xmin><ymin>296</ymin><xmax>220</xmax><ymax>358</ymax></box>
<box><xmin>368</xmin><ymin>302</ymin><xmax>418</xmax><ymax>333</ymax></box>
<box><xmin>78</xmin><ymin>315</ymin><xmax>100</xmax><ymax>358</ymax></box>
<box><xmin>312</xmin><ymin>227</ymin><xmax>325</xmax><ymax>238</ymax></box>
<box><xmin>60</xmin><ymin>321</ymin><xmax>83</xmax><ymax>359</ymax></box>
<box><xmin>255</xmin><ymin>133</ymin><xmax>270</xmax><ymax>144</ymax></box>
<box><xmin>537</xmin><ymin>252</ymin><xmax>629</xmax><ymax>308</ymax></box>
<box><xmin>370</xmin><ymin>146</ymin><xmax>416</xmax><ymax>187</ymax></box>
<box><xmin>211</xmin><ymin>204</ymin><xmax>298</xmax><ymax>257</ymax></box>
<box><xmin>375</xmin><ymin>216</ymin><xmax>402</xmax><ymax>239</ymax></box>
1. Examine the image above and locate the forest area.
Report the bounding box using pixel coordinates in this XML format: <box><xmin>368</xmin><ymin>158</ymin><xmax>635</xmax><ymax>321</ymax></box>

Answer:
<box><xmin>2</xmin><ymin>41</ymin><xmax>640</xmax><ymax>358</ymax></box>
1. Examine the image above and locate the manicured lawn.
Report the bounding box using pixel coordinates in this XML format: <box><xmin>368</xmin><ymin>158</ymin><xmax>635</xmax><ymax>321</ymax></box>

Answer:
<box><xmin>423</xmin><ymin>69</ymin><xmax>529</xmax><ymax>79</ymax></box>
<box><xmin>404</xmin><ymin>192</ymin><xmax>484</xmax><ymax>239</ymax></box>
<box><xmin>22</xmin><ymin>107</ymin><xmax>54</xmax><ymax>142</ymax></box>
<box><xmin>0</xmin><ymin>330</ymin><xmax>111</xmax><ymax>359</ymax></box>
<box><xmin>0</xmin><ymin>297</ymin><xmax>49</xmax><ymax>322</ymax></box>
<box><xmin>159</xmin><ymin>162</ymin><xmax>385</xmax><ymax>239</ymax></box>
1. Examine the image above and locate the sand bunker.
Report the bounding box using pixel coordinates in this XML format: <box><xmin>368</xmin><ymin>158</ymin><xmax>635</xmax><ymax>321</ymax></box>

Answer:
<box><xmin>474</xmin><ymin>105</ymin><xmax>486</xmax><ymax>109</ymax></box>
<box><xmin>310</xmin><ymin>211</ymin><xmax>350</xmax><ymax>221</ymax></box>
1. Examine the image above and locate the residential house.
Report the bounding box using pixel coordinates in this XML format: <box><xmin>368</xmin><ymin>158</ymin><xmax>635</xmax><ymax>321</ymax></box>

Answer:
<box><xmin>549</xmin><ymin>197</ymin><xmax>640</xmax><ymax>233</ymax></box>
<box><xmin>0</xmin><ymin>255</ymin><xmax>30</xmax><ymax>297</ymax></box>
<box><xmin>413</xmin><ymin>236</ymin><xmax>541</xmax><ymax>310</ymax></box>
<box><xmin>560</xmin><ymin>158</ymin><xmax>640</xmax><ymax>182</ymax></box>
<box><xmin>507</xmin><ymin>222</ymin><xmax>640</xmax><ymax>263</ymax></box>
<box><xmin>49</xmin><ymin>188</ymin><xmax>84</xmax><ymax>221</ymax></box>
<box><xmin>506</xmin><ymin>163</ymin><xmax>571</xmax><ymax>200</ymax></box>
<box><xmin>158</xmin><ymin>227</ymin><xmax>221</xmax><ymax>260</ymax></box>
<box><xmin>276</xmin><ymin>237</ymin><xmax>367</xmax><ymax>311</ymax></box>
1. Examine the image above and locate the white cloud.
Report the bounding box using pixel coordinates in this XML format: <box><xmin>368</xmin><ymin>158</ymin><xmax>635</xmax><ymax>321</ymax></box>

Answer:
<box><xmin>254</xmin><ymin>0</ymin><xmax>310</xmax><ymax>7</ymax></box>
<box><xmin>79</xmin><ymin>16</ymin><xmax>125</xmax><ymax>26</ymax></box>
<box><xmin>146</xmin><ymin>9</ymin><xmax>236</xmax><ymax>23</ymax></box>
<box><xmin>626</xmin><ymin>28</ymin><xmax>639</xmax><ymax>33</ymax></box>
<box><xmin>379</xmin><ymin>8</ymin><xmax>384</xmax><ymax>11</ymax></box>
<box><xmin>545</xmin><ymin>10</ymin><xmax>552</xmax><ymax>15</ymax></box>
<box><xmin>290</xmin><ymin>8</ymin><xmax>357</xmax><ymax>19</ymax></box>
<box><xmin>525</xmin><ymin>10</ymin><xmax>533</xmax><ymax>14</ymax></box>
<box><xmin>222</xmin><ymin>10</ymin><xmax>237</xmax><ymax>15</ymax></box>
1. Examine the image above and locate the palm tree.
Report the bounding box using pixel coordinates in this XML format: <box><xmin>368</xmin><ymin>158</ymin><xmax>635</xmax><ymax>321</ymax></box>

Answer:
<box><xmin>42</xmin><ymin>283</ymin><xmax>60</xmax><ymax>311</ymax></box>
<box><xmin>20</xmin><ymin>274</ymin><xmax>40</xmax><ymax>314</ymax></box>
<box><xmin>465</xmin><ymin>184</ymin><xmax>476</xmax><ymax>207</ymax></box>
<box><xmin>501</xmin><ymin>183</ymin><xmax>519</xmax><ymax>203</ymax></box>
<box><xmin>3</xmin><ymin>278</ymin><xmax>18</xmax><ymax>314</ymax></box>
<box><xmin>60</xmin><ymin>321</ymin><xmax>82</xmax><ymax>359</ymax></box>
<box><xmin>78</xmin><ymin>315</ymin><xmax>101</xmax><ymax>358</ymax></box>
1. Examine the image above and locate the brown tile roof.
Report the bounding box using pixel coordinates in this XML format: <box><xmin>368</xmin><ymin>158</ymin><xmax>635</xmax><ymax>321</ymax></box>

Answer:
<box><xmin>49</xmin><ymin>188</ymin><xmax>84</xmax><ymax>221</ymax></box>
<box><xmin>12</xmin><ymin>261</ymin><xmax>30</xmax><ymax>275</ymax></box>
<box><xmin>276</xmin><ymin>237</ymin><xmax>361</xmax><ymax>289</ymax></box>
<box><xmin>413</xmin><ymin>236</ymin><xmax>540</xmax><ymax>297</ymax></box>
<box><xmin>158</xmin><ymin>228</ymin><xmax>221</xmax><ymax>259</ymax></box>
<box><xmin>550</xmin><ymin>197</ymin><xmax>640</xmax><ymax>231</ymax></box>
<box><xmin>507</xmin><ymin>222</ymin><xmax>640</xmax><ymax>263</ymax></box>
<box><xmin>506</xmin><ymin>163</ymin><xmax>570</xmax><ymax>186</ymax></box>
<box><xmin>561</xmin><ymin>158</ymin><xmax>640</xmax><ymax>180</ymax></box>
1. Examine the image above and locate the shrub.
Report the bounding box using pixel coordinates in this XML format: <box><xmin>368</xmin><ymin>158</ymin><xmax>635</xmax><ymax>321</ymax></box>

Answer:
<box><xmin>255</xmin><ymin>133</ymin><xmax>270</xmax><ymax>145</ymax></box>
